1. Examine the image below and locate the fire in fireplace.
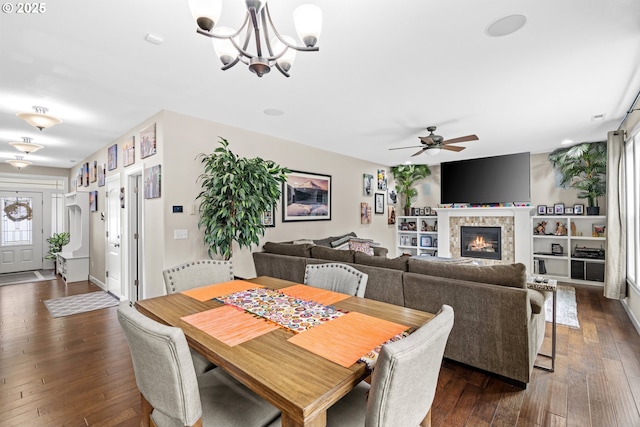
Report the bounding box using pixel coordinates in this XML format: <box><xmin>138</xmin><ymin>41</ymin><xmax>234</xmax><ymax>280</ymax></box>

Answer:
<box><xmin>461</xmin><ymin>226</ymin><xmax>502</xmax><ymax>260</ymax></box>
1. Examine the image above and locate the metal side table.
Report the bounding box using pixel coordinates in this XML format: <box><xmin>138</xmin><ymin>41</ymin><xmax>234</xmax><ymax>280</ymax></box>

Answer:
<box><xmin>527</xmin><ymin>276</ymin><xmax>557</xmax><ymax>372</ymax></box>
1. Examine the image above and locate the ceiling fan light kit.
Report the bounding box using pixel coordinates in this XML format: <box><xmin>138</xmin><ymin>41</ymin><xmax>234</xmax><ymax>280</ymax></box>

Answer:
<box><xmin>188</xmin><ymin>0</ymin><xmax>322</xmax><ymax>77</ymax></box>
<box><xmin>9</xmin><ymin>137</ymin><xmax>43</xmax><ymax>154</ymax></box>
<box><xmin>389</xmin><ymin>126</ymin><xmax>479</xmax><ymax>157</ymax></box>
<box><xmin>16</xmin><ymin>106</ymin><xmax>63</xmax><ymax>131</ymax></box>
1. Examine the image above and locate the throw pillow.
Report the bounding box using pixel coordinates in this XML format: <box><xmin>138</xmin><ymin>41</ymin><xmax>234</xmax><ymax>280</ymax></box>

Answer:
<box><xmin>348</xmin><ymin>239</ymin><xmax>374</xmax><ymax>256</ymax></box>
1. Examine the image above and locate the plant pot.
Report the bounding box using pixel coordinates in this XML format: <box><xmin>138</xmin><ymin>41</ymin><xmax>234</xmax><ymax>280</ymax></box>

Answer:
<box><xmin>404</xmin><ymin>207</ymin><xmax>412</xmax><ymax>216</ymax></box>
<box><xmin>586</xmin><ymin>206</ymin><xmax>600</xmax><ymax>216</ymax></box>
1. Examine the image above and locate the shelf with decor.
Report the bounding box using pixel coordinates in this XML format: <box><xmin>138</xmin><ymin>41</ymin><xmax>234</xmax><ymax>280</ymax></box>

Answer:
<box><xmin>397</xmin><ymin>215</ymin><xmax>439</xmax><ymax>257</ymax></box>
<box><xmin>531</xmin><ymin>215</ymin><xmax>606</xmax><ymax>284</ymax></box>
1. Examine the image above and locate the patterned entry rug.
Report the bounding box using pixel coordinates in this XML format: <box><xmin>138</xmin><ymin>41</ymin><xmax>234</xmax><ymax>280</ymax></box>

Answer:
<box><xmin>545</xmin><ymin>284</ymin><xmax>580</xmax><ymax>328</ymax></box>
<box><xmin>0</xmin><ymin>269</ymin><xmax>56</xmax><ymax>286</ymax></box>
<box><xmin>44</xmin><ymin>291</ymin><xmax>120</xmax><ymax>318</ymax></box>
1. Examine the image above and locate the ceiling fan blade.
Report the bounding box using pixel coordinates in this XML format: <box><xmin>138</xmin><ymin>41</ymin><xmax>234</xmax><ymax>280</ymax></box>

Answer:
<box><xmin>389</xmin><ymin>145</ymin><xmax>424</xmax><ymax>151</ymax></box>
<box><xmin>419</xmin><ymin>136</ymin><xmax>435</xmax><ymax>144</ymax></box>
<box><xmin>441</xmin><ymin>145</ymin><xmax>465</xmax><ymax>152</ymax></box>
<box><xmin>411</xmin><ymin>148</ymin><xmax>428</xmax><ymax>157</ymax></box>
<box><xmin>442</xmin><ymin>134</ymin><xmax>479</xmax><ymax>145</ymax></box>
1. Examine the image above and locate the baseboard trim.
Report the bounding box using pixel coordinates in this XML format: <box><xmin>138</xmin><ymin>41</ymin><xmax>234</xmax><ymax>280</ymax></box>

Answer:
<box><xmin>89</xmin><ymin>275</ymin><xmax>107</xmax><ymax>291</ymax></box>
<box><xmin>622</xmin><ymin>285</ymin><xmax>640</xmax><ymax>337</ymax></box>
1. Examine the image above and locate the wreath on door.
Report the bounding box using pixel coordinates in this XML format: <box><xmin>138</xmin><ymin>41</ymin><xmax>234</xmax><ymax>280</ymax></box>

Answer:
<box><xmin>4</xmin><ymin>201</ymin><xmax>33</xmax><ymax>222</ymax></box>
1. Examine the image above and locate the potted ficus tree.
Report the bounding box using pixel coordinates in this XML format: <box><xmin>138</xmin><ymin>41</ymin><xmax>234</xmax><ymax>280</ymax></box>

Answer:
<box><xmin>196</xmin><ymin>137</ymin><xmax>289</xmax><ymax>260</ymax></box>
<box><xmin>45</xmin><ymin>232</ymin><xmax>70</xmax><ymax>274</ymax></box>
<box><xmin>390</xmin><ymin>164</ymin><xmax>431</xmax><ymax>216</ymax></box>
<box><xmin>548</xmin><ymin>141</ymin><xmax>607</xmax><ymax>215</ymax></box>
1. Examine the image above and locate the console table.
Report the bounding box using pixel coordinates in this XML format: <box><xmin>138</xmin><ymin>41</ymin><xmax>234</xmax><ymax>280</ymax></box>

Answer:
<box><xmin>527</xmin><ymin>276</ymin><xmax>557</xmax><ymax>372</ymax></box>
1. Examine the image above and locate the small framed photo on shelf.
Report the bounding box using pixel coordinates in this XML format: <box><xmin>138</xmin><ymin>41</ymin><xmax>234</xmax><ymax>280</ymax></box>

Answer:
<box><xmin>554</xmin><ymin>203</ymin><xmax>565</xmax><ymax>215</ymax></box>
<box><xmin>574</xmin><ymin>204</ymin><xmax>584</xmax><ymax>215</ymax></box>
<box><xmin>565</xmin><ymin>207</ymin><xmax>574</xmax><ymax>214</ymax></box>
<box><xmin>537</xmin><ymin>205</ymin><xmax>546</xmax><ymax>215</ymax></box>
<box><xmin>420</xmin><ymin>235</ymin><xmax>432</xmax><ymax>248</ymax></box>
<box><xmin>433</xmin><ymin>238</ymin><xmax>438</xmax><ymax>248</ymax></box>
<box><xmin>546</xmin><ymin>206</ymin><xmax>554</xmax><ymax>215</ymax></box>
<box><xmin>411</xmin><ymin>237</ymin><xmax>418</xmax><ymax>247</ymax></box>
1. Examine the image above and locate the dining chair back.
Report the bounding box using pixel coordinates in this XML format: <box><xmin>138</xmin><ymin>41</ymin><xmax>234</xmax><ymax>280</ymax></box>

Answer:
<box><xmin>162</xmin><ymin>259</ymin><xmax>234</xmax><ymax>294</ymax></box>
<box><xmin>304</xmin><ymin>263</ymin><xmax>368</xmax><ymax>298</ymax></box>
<box><xmin>117</xmin><ymin>301</ymin><xmax>280</xmax><ymax>427</ymax></box>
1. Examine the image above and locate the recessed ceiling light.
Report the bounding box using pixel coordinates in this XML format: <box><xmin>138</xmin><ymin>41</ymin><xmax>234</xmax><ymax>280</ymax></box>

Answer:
<box><xmin>145</xmin><ymin>33</ymin><xmax>164</xmax><ymax>45</ymax></box>
<box><xmin>591</xmin><ymin>113</ymin><xmax>606</xmax><ymax>121</ymax></box>
<box><xmin>263</xmin><ymin>108</ymin><xmax>284</xmax><ymax>116</ymax></box>
<box><xmin>485</xmin><ymin>14</ymin><xmax>527</xmax><ymax>37</ymax></box>
<box><xmin>561</xmin><ymin>139</ymin><xmax>573</xmax><ymax>145</ymax></box>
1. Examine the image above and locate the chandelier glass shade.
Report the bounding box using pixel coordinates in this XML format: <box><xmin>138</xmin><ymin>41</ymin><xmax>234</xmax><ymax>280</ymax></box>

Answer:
<box><xmin>9</xmin><ymin>137</ymin><xmax>43</xmax><ymax>154</ymax></box>
<box><xmin>16</xmin><ymin>106</ymin><xmax>62</xmax><ymax>131</ymax></box>
<box><xmin>188</xmin><ymin>0</ymin><xmax>322</xmax><ymax>77</ymax></box>
<box><xmin>6</xmin><ymin>156</ymin><xmax>32</xmax><ymax>169</ymax></box>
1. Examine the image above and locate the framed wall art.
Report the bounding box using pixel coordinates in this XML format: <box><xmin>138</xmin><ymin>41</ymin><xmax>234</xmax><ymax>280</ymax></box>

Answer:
<box><xmin>363</xmin><ymin>173</ymin><xmax>373</xmax><ymax>196</ymax></box>
<box><xmin>375</xmin><ymin>193</ymin><xmax>384</xmax><ymax>214</ymax></box>
<box><xmin>89</xmin><ymin>191</ymin><xmax>98</xmax><ymax>212</ymax></box>
<box><xmin>144</xmin><ymin>164</ymin><xmax>161</xmax><ymax>199</ymax></box>
<box><xmin>98</xmin><ymin>164</ymin><xmax>106</xmax><ymax>187</ymax></box>
<box><xmin>388</xmin><ymin>206</ymin><xmax>396</xmax><ymax>224</ymax></box>
<box><xmin>108</xmin><ymin>144</ymin><xmax>118</xmax><ymax>171</ymax></box>
<box><xmin>83</xmin><ymin>162</ymin><xmax>89</xmax><ymax>187</ymax></box>
<box><xmin>140</xmin><ymin>123</ymin><xmax>157</xmax><ymax>159</ymax></box>
<box><xmin>261</xmin><ymin>205</ymin><xmax>275</xmax><ymax>227</ymax></box>
<box><xmin>361</xmin><ymin>202</ymin><xmax>371</xmax><ymax>224</ymax></box>
<box><xmin>377</xmin><ymin>169</ymin><xmax>387</xmax><ymax>191</ymax></box>
<box><xmin>124</xmin><ymin>136</ymin><xmax>135</xmax><ymax>167</ymax></box>
<box><xmin>282</xmin><ymin>170</ymin><xmax>331</xmax><ymax>222</ymax></box>
<box><xmin>90</xmin><ymin>160</ymin><xmax>97</xmax><ymax>183</ymax></box>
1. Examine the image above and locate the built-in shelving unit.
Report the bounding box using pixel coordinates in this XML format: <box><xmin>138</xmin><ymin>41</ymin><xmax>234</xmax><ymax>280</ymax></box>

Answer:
<box><xmin>531</xmin><ymin>215</ymin><xmax>606</xmax><ymax>284</ymax></box>
<box><xmin>396</xmin><ymin>216</ymin><xmax>439</xmax><ymax>257</ymax></box>
<box><xmin>57</xmin><ymin>192</ymin><xmax>90</xmax><ymax>284</ymax></box>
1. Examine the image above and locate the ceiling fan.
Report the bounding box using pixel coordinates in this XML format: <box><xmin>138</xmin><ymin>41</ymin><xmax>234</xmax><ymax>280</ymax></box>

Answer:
<box><xmin>389</xmin><ymin>126</ymin><xmax>479</xmax><ymax>157</ymax></box>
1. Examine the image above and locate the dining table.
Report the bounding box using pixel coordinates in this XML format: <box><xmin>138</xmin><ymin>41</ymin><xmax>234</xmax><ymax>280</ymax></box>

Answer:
<box><xmin>134</xmin><ymin>276</ymin><xmax>435</xmax><ymax>427</ymax></box>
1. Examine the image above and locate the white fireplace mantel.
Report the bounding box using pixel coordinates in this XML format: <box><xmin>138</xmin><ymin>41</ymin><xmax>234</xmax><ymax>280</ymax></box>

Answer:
<box><xmin>434</xmin><ymin>207</ymin><xmax>535</xmax><ymax>268</ymax></box>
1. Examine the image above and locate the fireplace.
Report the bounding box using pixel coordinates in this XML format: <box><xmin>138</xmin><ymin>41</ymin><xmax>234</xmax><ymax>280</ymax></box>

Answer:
<box><xmin>461</xmin><ymin>226</ymin><xmax>502</xmax><ymax>260</ymax></box>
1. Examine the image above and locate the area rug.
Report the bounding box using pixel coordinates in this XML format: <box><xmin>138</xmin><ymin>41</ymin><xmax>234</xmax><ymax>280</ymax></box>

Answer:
<box><xmin>0</xmin><ymin>269</ymin><xmax>56</xmax><ymax>286</ymax></box>
<box><xmin>44</xmin><ymin>291</ymin><xmax>119</xmax><ymax>318</ymax></box>
<box><xmin>545</xmin><ymin>284</ymin><xmax>580</xmax><ymax>328</ymax></box>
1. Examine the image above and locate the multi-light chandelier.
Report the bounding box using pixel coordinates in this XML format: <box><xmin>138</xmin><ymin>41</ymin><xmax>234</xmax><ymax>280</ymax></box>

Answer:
<box><xmin>187</xmin><ymin>0</ymin><xmax>322</xmax><ymax>77</ymax></box>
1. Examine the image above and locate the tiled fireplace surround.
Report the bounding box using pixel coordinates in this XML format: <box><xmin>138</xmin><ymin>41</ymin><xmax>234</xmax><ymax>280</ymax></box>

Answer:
<box><xmin>434</xmin><ymin>207</ymin><xmax>534</xmax><ymax>268</ymax></box>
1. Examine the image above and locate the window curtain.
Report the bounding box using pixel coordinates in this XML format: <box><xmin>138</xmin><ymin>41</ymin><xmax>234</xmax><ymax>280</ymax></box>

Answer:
<box><xmin>604</xmin><ymin>130</ymin><xmax>627</xmax><ymax>299</ymax></box>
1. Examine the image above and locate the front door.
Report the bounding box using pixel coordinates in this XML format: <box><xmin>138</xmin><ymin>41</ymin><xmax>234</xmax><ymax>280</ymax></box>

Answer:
<box><xmin>0</xmin><ymin>191</ymin><xmax>43</xmax><ymax>273</ymax></box>
<box><xmin>105</xmin><ymin>178</ymin><xmax>122</xmax><ymax>297</ymax></box>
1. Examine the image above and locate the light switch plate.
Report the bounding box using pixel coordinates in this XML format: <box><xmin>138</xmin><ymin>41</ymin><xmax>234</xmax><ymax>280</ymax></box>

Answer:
<box><xmin>174</xmin><ymin>229</ymin><xmax>188</xmax><ymax>239</ymax></box>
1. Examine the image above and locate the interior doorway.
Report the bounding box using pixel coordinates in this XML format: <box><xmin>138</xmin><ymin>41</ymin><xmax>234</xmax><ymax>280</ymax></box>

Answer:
<box><xmin>126</xmin><ymin>168</ymin><xmax>143</xmax><ymax>302</ymax></box>
<box><xmin>105</xmin><ymin>176</ymin><xmax>122</xmax><ymax>297</ymax></box>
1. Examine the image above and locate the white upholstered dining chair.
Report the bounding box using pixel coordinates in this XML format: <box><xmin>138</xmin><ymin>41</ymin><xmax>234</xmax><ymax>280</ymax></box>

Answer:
<box><xmin>117</xmin><ymin>301</ymin><xmax>280</xmax><ymax>427</ymax></box>
<box><xmin>303</xmin><ymin>263</ymin><xmax>368</xmax><ymax>298</ymax></box>
<box><xmin>162</xmin><ymin>260</ymin><xmax>234</xmax><ymax>374</ymax></box>
<box><xmin>268</xmin><ymin>304</ymin><xmax>454</xmax><ymax>427</ymax></box>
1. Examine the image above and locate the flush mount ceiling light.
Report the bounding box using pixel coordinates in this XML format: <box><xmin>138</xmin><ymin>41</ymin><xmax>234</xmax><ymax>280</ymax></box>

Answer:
<box><xmin>6</xmin><ymin>156</ymin><xmax>32</xmax><ymax>170</ymax></box>
<box><xmin>485</xmin><ymin>14</ymin><xmax>527</xmax><ymax>37</ymax></box>
<box><xmin>9</xmin><ymin>137</ymin><xmax>44</xmax><ymax>154</ymax></box>
<box><xmin>188</xmin><ymin>0</ymin><xmax>322</xmax><ymax>77</ymax></box>
<box><xmin>16</xmin><ymin>106</ymin><xmax>63</xmax><ymax>131</ymax></box>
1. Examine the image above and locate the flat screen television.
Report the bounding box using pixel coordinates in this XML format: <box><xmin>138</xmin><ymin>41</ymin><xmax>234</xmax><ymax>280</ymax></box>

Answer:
<box><xmin>440</xmin><ymin>152</ymin><xmax>531</xmax><ymax>205</ymax></box>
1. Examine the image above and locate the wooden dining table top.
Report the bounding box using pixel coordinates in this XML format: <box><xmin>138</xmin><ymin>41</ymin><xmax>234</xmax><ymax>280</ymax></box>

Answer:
<box><xmin>134</xmin><ymin>276</ymin><xmax>435</xmax><ymax>427</ymax></box>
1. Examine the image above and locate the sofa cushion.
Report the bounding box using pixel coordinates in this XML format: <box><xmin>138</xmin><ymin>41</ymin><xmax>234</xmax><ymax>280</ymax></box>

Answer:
<box><xmin>349</xmin><ymin>238</ymin><xmax>374</xmax><ymax>255</ymax></box>
<box><xmin>407</xmin><ymin>259</ymin><xmax>527</xmax><ymax>289</ymax></box>
<box><xmin>314</xmin><ymin>232</ymin><xmax>357</xmax><ymax>247</ymax></box>
<box><xmin>354</xmin><ymin>252</ymin><xmax>408</xmax><ymax>271</ymax></box>
<box><xmin>310</xmin><ymin>245</ymin><xmax>356</xmax><ymax>263</ymax></box>
<box><xmin>263</xmin><ymin>242</ymin><xmax>313</xmax><ymax>258</ymax></box>
<box><xmin>528</xmin><ymin>289</ymin><xmax>545</xmax><ymax>314</ymax></box>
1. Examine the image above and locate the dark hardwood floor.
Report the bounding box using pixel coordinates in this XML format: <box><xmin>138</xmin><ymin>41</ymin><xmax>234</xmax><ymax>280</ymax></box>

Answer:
<box><xmin>1</xmin><ymin>277</ymin><xmax>639</xmax><ymax>426</ymax></box>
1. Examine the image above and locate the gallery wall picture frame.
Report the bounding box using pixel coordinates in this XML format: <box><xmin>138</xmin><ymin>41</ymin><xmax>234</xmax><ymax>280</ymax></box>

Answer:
<box><xmin>89</xmin><ymin>191</ymin><xmax>98</xmax><ymax>212</ymax></box>
<box><xmin>282</xmin><ymin>170</ymin><xmax>331</xmax><ymax>222</ymax></box>
<box><xmin>144</xmin><ymin>164</ymin><xmax>161</xmax><ymax>199</ymax></box>
<box><xmin>90</xmin><ymin>160</ymin><xmax>97</xmax><ymax>183</ymax></box>
<box><xmin>387</xmin><ymin>187</ymin><xmax>397</xmax><ymax>204</ymax></box>
<box><xmin>124</xmin><ymin>136</ymin><xmax>135</xmax><ymax>167</ymax></box>
<box><xmin>108</xmin><ymin>144</ymin><xmax>118</xmax><ymax>171</ymax></box>
<box><xmin>554</xmin><ymin>203</ymin><xmax>565</xmax><ymax>214</ymax></box>
<box><xmin>375</xmin><ymin>193</ymin><xmax>384</xmax><ymax>214</ymax></box>
<box><xmin>363</xmin><ymin>174</ymin><xmax>373</xmax><ymax>196</ymax></box>
<box><xmin>574</xmin><ymin>204</ymin><xmax>584</xmax><ymax>215</ymax></box>
<box><xmin>140</xmin><ymin>123</ymin><xmax>157</xmax><ymax>159</ymax></box>
<box><xmin>537</xmin><ymin>205</ymin><xmax>546</xmax><ymax>215</ymax></box>
<box><xmin>388</xmin><ymin>206</ymin><xmax>396</xmax><ymax>224</ymax></box>
<box><xmin>261</xmin><ymin>205</ymin><xmax>275</xmax><ymax>227</ymax></box>
<box><xmin>97</xmin><ymin>164</ymin><xmax>106</xmax><ymax>187</ymax></box>
<box><xmin>83</xmin><ymin>162</ymin><xmax>89</xmax><ymax>187</ymax></box>
<box><xmin>360</xmin><ymin>202</ymin><xmax>371</xmax><ymax>224</ymax></box>
<box><xmin>377</xmin><ymin>169</ymin><xmax>387</xmax><ymax>191</ymax></box>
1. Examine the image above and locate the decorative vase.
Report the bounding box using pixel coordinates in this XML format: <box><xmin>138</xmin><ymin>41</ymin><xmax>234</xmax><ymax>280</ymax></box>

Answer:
<box><xmin>586</xmin><ymin>206</ymin><xmax>600</xmax><ymax>216</ymax></box>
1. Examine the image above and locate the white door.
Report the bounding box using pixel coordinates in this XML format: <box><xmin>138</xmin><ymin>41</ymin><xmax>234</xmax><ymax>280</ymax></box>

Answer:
<box><xmin>127</xmin><ymin>172</ymin><xmax>143</xmax><ymax>302</ymax></box>
<box><xmin>0</xmin><ymin>191</ymin><xmax>43</xmax><ymax>273</ymax></box>
<box><xmin>105</xmin><ymin>178</ymin><xmax>122</xmax><ymax>297</ymax></box>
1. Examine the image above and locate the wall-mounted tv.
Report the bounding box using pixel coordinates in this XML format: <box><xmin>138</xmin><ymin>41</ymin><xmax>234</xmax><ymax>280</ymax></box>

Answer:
<box><xmin>440</xmin><ymin>152</ymin><xmax>531</xmax><ymax>205</ymax></box>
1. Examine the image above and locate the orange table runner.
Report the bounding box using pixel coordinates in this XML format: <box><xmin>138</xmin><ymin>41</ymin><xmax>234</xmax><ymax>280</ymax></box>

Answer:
<box><xmin>288</xmin><ymin>312</ymin><xmax>409</xmax><ymax>368</ymax></box>
<box><xmin>181</xmin><ymin>305</ymin><xmax>279</xmax><ymax>347</ymax></box>
<box><xmin>181</xmin><ymin>280</ymin><xmax>262</xmax><ymax>302</ymax></box>
<box><xmin>280</xmin><ymin>284</ymin><xmax>351</xmax><ymax>306</ymax></box>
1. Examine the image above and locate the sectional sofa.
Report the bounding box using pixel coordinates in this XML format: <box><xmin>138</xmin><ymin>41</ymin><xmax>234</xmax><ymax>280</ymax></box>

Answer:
<box><xmin>252</xmin><ymin>240</ymin><xmax>547</xmax><ymax>387</ymax></box>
